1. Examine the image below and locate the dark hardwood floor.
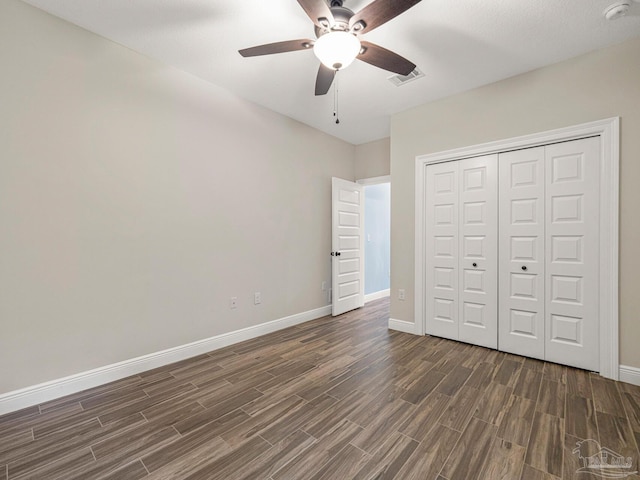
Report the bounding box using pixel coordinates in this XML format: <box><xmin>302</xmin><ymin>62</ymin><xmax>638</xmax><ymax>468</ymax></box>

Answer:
<box><xmin>1</xmin><ymin>297</ymin><xmax>639</xmax><ymax>479</ymax></box>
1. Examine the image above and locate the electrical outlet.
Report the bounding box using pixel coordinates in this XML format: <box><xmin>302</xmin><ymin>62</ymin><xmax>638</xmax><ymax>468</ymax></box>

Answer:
<box><xmin>254</xmin><ymin>292</ymin><xmax>261</xmax><ymax>305</ymax></box>
<box><xmin>229</xmin><ymin>296</ymin><xmax>238</xmax><ymax>309</ymax></box>
<box><xmin>321</xmin><ymin>281</ymin><xmax>327</xmax><ymax>291</ymax></box>
<box><xmin>398</xmin><ymin>289</ymin><xmax>405</xmax><ymax>301</ymax></box>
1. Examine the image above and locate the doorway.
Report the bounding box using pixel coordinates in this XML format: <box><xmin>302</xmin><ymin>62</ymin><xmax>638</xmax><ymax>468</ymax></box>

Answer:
<box><xmin>359</xmin><ymin>176</ymin><xmax>391</xmax><ymax>303</ymax></box>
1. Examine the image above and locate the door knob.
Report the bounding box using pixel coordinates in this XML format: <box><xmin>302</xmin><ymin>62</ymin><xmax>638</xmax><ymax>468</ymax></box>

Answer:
<box><xmin>521</xmin><ymin>265</ymin><xmax>527</xmax><ymax>271</ymax></box>
<box><xmin>331</xmin><ymin>251</ymin><xmax>341</xmax><ymax>256</ymax></box>
<box><xmin>472</xmin><ymin>262</ymin><xmax>477</xmax><ymax>268</ymax></box>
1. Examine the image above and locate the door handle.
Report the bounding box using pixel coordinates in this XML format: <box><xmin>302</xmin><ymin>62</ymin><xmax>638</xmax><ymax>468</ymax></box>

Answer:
<box><xmin>521</xmin><ymin>265</ymin><xmax>528</xmax><ymax>271</ymax></box>
<box><xmin>331</xmin><ymin>251</ymin><xmax>341</xmax><ymax>256</ymax></box>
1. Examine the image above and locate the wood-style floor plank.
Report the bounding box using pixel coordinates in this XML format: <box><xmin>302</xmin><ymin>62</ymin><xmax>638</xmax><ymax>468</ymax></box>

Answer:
<box><xmin>498</xmin><ymin>395</ymin><xmax>537</xmax><ymax>447</ymax></box>
<box><xmin>440</xmin><ymin>417</ymin><xmax>497</xmax><ymax>480</ymax></box>
<box><xmin>398</xmin><ymin>391</ymin><xmax>450</xmax><ymax>442</ymax></box>
<box><xmin>1</xmin><ymin>297</ymin><xmax>640</xmax><ymax>480</ymax></box>
<box><xmin>233</xmin><ymin>430</ymin><xmax>316</xmax><ymax>480</ymax></box>
<box><xmin>352</xmin><ymin>432</ymin><xmax>419</xmax><ymax>480</ymax></box>
<box><xmin>393</xmin><ymin>423</ymin><xmax>460</xmax><ymax>480</ymax></box>
<box><xmin>271</xmin><ymin>419</ymin><xmax>362</xmax><ymax>480</ymax></box>
<box><xmin>478</xmin><ymin>436</ymin><xmax>526</xmax><ymax>480</ymax></box>
<box><xmin>307</xmin><ymin>443</ymin><xmax>369</xmax><ymax>480</ymax></box>
<box><xmin>521</xmin><ymin>463</ymin><xmax>561</xmax><ymax>480</ymax></box>
<box><xmin>514</xmin><ymin>368</ymin><xmax>542</xmax><ymax>401</ymax></box>
<box><xmin>565</xmin><ymin>394</ymin><xmax>598</xmax><ymax>440</ymax></box>
<box><xmin>596</xmin><ymin>411</ymin><xmax>640</xmax><ymax>461</ymax></box>
<box><xmin>525</xmin><ymin>411</ymin><xmax>564</xmax><ymax>477</ymax></box>
<box><xmin>591</xmin><ymin>377</ymin><xmax>625</xmax><ymax>415</ymax></box>
<box><xmin>537</xmin><ymin>378</ymin><xmax>566</xmax><ymax>418</ymax></box>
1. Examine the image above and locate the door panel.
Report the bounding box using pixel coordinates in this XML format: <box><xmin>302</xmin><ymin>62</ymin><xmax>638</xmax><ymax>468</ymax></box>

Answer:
<box><xmin>458</xmin><ymin>156</ymin><xmax>498</xmax><ymax>348</ymax></box>
<box><xmin>499</xmin><ymin>147</ymin><xmax>545</xmax><ymax>359</ymax></box>
<box><xmin>425</xmin><ymin>162</ymin><xmax>459</xmax><ymax>340</ymax></box>
<box><xmin>332</xmin><ymin>177</ymin><xmax>364</xmax><ymax>316</ymax></box>
<box><xmin>425</xmin><ymin>156</ymin><xmax>497</xmax><ymax>347</ymax></box>
<box><xmin>544</xmin><ymin>138</ymin><xmax>600</xmax><ymax>370</ymax></box>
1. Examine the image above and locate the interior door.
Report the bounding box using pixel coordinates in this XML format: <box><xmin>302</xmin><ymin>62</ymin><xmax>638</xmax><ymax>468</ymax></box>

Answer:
<box><xmin>458</xmin><ymin>155</ymin><xmax>498</xmax><ymax>349</ymax></box>
<box><xmin>544</xmin><ymin>137</ymin><xmax>600</xmax><ymax>371</ymax></box>
<box><xmin>424</xmin><ymin>161</ymin><xmax>459</xmax><ymax>340</ymax></box>
<box><xmin>332</xmin><ymin>177</ymin><xmax>364</xmax><ymax>316</ymax></box>
<box><xmin>498</xmin><ymin>147</ymin><xmax>546</xmax><ymax>360</ymax></box>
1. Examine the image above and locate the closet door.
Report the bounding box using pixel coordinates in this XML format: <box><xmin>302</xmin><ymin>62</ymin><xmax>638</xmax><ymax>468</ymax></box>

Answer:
<box><xmin>458</xmin><ymin>156</ymin><xmax>498</xmax><ymax>348</ymax></box>
<box><xmin>425</xmin><ymin>162</ymin><xmax>459</xmax><ymax>340</ymax></box>
<box><xmin>545</xmin><ymin>137</ymin><xmax>600</xmax><ymax>371</ymax></box>
<box><xmin>499</xmin><ymin>147</ymin><xmax>546</xmax><ymax>359</ymax></box>
<box><xmin>425</xmin><ymin>157</ymin><xmax>498</xmax><ymax>346</ymax></box>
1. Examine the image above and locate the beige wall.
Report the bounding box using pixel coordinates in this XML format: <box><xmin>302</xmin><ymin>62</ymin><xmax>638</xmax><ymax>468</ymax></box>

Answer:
<box><xmin>390</xmin><ymin>35</ymin><xmax>640</xmax><ymax>368</ymax></box>
<box><xmin>0</xmin><ymin>0</ymin><xmax>355</xmax><ymax>393</ymax></box>
<box><xmin>354</xmin><ymin>137</ymin><xmax>390</xmax><ymax>180</ymax></box>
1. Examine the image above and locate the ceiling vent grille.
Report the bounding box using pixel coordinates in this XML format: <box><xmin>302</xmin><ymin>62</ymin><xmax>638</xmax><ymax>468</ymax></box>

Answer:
<box><xmin>388</xmin><ymin>68</ymin><xmax>424</xmax><ymax>86</ymax></box>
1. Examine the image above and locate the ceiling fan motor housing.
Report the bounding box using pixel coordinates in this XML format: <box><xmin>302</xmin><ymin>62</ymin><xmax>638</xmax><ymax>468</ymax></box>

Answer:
<box><xmin>314</xmin><ymin>5</ymin><xmax>354</xmax><ymax>37</ymax></box>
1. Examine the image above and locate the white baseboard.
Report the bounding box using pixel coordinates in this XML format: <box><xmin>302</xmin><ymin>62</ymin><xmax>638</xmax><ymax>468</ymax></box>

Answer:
<box><xmin>364</xmin><ymin>289</ymin><xmax>390</xmax><ymax>303</ymax></box>
<box><xmin>619</xmin><ymin>365</ymin><xmax>640</xmax><ymax>387</ymax></box>
<box><xmin>388</xmin><ymin>318</ymin><xmax>419</xmax><ymax>335</ymax></box>
<box><xmin>0</xmin><ymin>305</ymin><xmax>331</xmax><ymax>416</ymax></box>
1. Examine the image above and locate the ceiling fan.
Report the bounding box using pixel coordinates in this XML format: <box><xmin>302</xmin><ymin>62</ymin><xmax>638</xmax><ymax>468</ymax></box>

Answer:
<box><xmin>239</xmin><ymin>0</ymin><xmax>423</xmax><ymax>96</ymax></box>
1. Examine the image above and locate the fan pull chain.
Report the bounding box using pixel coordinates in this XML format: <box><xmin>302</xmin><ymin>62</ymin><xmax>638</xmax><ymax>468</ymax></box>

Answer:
<box><xmin>333</xmin><ymin>70</ymin><xmax>340</xmax><ymax>124</ymax></box>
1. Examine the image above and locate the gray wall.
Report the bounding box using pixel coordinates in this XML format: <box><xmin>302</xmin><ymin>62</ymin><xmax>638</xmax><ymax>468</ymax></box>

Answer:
<box><xmin>0</xmin><ymin>0</ymin><xmax>355</xmax><ymax>393</ymax></box>
<box><xmin>390</xmin><ymin>35</ymin><xmax>640</xmax><ymax>369</ymax></box>
<box><xmin>355</xmin><ymin>138</ymin><xmax>390</xmax><ymax>180</ymax></box>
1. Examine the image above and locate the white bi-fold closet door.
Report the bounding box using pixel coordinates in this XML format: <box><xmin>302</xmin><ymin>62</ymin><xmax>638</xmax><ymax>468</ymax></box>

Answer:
<box><xmin>425</xmin><ymin>155</ymin><xmax>498</xmax><ymax>349</ymax></box>
<box><xmin>499</xmin><ymin>137</ymin><xmax>600</xmax><ymax>371</ymax></box>
<box><xmin>425</xmin><ymin>137</ymin><xmax>600</xmax><ymax>371</ymax></box>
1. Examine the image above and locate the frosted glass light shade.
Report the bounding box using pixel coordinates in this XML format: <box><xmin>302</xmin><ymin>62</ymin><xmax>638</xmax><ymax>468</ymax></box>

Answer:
<box><xmin>313</xmin><ymin>32</ymin><xmax>361</xmax><ymax>70</ymax></box>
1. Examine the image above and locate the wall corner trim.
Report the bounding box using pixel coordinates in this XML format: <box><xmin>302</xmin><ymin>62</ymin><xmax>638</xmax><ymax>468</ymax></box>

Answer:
<box><xmin>388</xmin><ymin>318</ymin><xmax>419</xmax><ymax>335</ymax></box>
<box><xmin>619</xmin><ymin>365</ymin><xmax>640</xmax><ymax>387</ymax></box>
<box><xmin>0</xmin><ymin>305</ymin><xmax>331</xmax><ymax>416</ymax></box>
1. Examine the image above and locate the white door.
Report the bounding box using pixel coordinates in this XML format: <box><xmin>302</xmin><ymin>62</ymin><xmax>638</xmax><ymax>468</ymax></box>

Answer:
<box><xmin>458</xmin><ymin>155</ymin><xmax>498</xmax><ymax>349</ymax></box>
<box><xmin>425</xmin><ymin>162</ymin><xmax>459</xmax><ymax>340</ymax></box>
<box><xmin>544</xmin><ymin>138</ymin><xmax>600</xmax><ymax>371</ymax></box>
<box><xmin>425</xmin><ymin>157</ymin><xmax>497</xmax><ymax>346</ymax></box>
<box><xmin>498</xmin><ymin>147</ymin><xmax>546</xmax><ymax>360</ymax></box>
<box><xmin>332</xmin><ymin>177</ymin><xmax>364</xmax><ymax>316</ymax></box>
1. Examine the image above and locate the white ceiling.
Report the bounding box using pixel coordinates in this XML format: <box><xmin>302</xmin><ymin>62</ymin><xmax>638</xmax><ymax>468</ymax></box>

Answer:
<box><xmin>21</xmin><ymin>0</ymin><xmax>640</xmax><ymax>145</ymax></box>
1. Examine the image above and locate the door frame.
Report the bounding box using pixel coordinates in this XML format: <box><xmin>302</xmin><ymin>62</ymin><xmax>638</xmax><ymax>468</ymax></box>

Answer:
<box><xmin>414</xmin><ymin>117</ymin><xmax>620</xmax><ymax>379</ymax></box>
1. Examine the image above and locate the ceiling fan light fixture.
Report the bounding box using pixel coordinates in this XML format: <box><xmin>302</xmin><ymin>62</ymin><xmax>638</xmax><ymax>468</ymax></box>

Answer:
<box><xmin>313</xmin><ymin>31</ymin><xmax>361</xmax><ymax>70</ymax></box>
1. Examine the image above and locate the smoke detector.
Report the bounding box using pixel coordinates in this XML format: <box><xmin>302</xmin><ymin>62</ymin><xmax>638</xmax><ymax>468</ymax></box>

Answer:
<box><xmin>603</xmin><ymin>1</ymin><xmax>631</xmax><ymax>20</ymax></box>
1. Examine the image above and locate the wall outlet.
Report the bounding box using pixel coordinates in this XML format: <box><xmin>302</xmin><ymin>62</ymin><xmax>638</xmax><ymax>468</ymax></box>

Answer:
<box><xmin>229</xmin><ymin>296</ymin><xmax>238</xmax><ymax>309</ymax></box>
<box><xmin>321</xmin><ymin>281</ymin><xmax>327</xmax><ymax>291</ymax></box>
<box><xmin>254</xmin><ymin>292</ymin><xmax>261</xmax><ymax>305</ymax></box>
<box><xmin>398</xmin><ymin>289</ymin><xmax>406</xmax><ymax>301</ymax></box>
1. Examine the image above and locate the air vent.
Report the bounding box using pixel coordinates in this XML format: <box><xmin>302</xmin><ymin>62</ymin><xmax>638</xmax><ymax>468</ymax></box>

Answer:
<box><xmin>388</xmin><ymin>68</ymin><xmax>424</xmax><ymax>86</ymax></box>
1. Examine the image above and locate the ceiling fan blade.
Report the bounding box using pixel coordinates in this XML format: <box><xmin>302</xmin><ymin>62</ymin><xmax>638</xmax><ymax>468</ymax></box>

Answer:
<box><xmin>315</xmin><ymin>64</ymin><xmax>335</xmax><ymax>96</ymax></box>
<box><xmin>239</xmin><ymin>39</ymin><xmax>314</xmax><ymax>57</ymax></box>
<box><xmin>358</xmin><ymin>41</ymin><xmax>416</xmax><ymax>76</ymax></box>
<box><xmin>297</xmin><ymin>0</ymin><xmax>335</xmax><ymax>28</ymax></box>
<box><xmin>349</xmin><ymin>0</ymin><xmax>422</xmax><ymax>34</ymax></box>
